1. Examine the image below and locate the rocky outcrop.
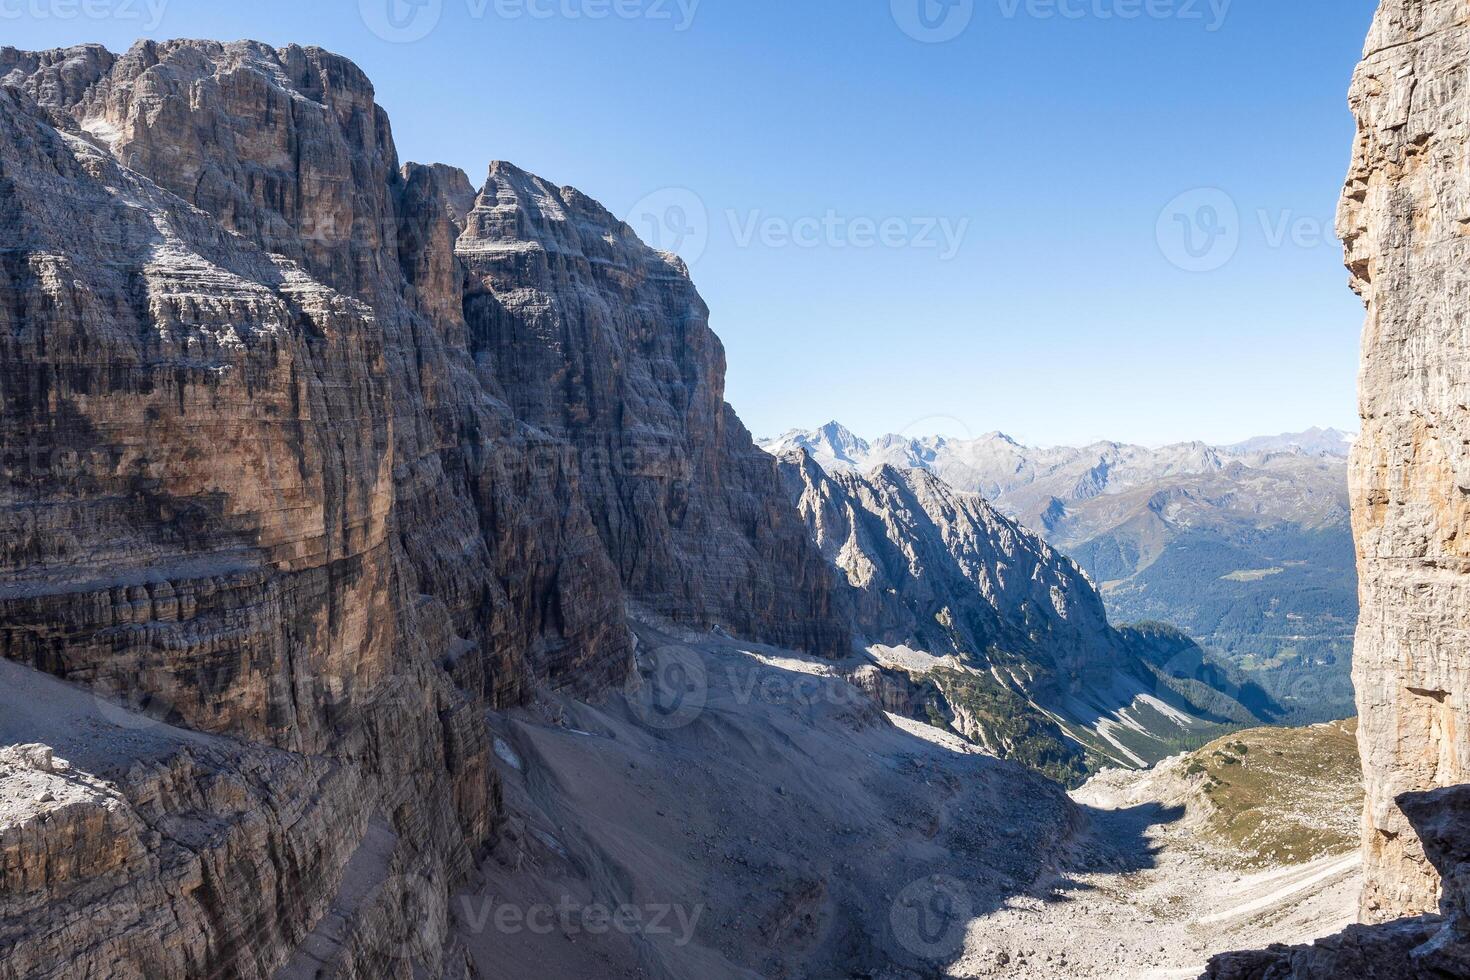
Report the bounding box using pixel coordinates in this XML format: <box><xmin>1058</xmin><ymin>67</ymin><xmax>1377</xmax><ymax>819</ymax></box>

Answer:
<box><xmin>0</xmin><ymin>38</ymin><xmax>846</xmax><ymax>978</ymax></box>
<box><xmin>1204</xmin><ymin>787</ymin><xmax>1470</xmax><ymax>979</ymax></box>
<box><xmin>780</xmin><ymin>452</ymin><xmax>1122</xmax><ymax>680</ymax></box>
<box><xmin>1399</xmin><ymin>786</ymin><xmax>1470</xmax><ymax>933</ymax></box>
<box><xmin>1336</xmin><ymin>0</ymin><xmax>1470</xmax><ymax>923</ymax></box>
<box><xmin>777</xmin><ymin>450</ymin><xmax>1269</xmax><ymax>778</ymax></box>
<box><xmin>1204</xmin><ymin>917</ymin><xmax>1444</xmax><ymax>979</ymax></box>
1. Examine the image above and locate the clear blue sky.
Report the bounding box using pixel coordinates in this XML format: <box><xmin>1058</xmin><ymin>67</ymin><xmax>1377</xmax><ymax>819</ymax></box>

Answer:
<box><xmin>5</xmin><ymin>0</ymin><xmax>1379</xmax><ymax>446</ymax></box>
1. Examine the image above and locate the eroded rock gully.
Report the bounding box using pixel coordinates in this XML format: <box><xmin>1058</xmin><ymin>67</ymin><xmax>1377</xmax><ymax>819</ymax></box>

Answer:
<box><xmin>0</xmin><ymin>39</ymin><xmax>846</xmax><ymax>979</ymax></box>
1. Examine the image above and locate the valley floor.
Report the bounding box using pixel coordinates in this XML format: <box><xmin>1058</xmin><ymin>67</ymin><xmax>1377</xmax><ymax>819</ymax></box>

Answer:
<box><xmin>451</xmin><ymin>617</ymin><xmax>1360</xmax><ymax>979</ymax></box>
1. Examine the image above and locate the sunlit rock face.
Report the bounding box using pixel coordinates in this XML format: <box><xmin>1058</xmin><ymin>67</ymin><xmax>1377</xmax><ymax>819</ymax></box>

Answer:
<box><xmin>1338</xmin><ymin>0</ymin><xmax>1470</xmax><ymax>923</ymax></box>
<box><xmin>777</xmin><ymin>450</ymin><xmax>1128</xmax><ymax>690</ymax></box>
<box><xmin>0</xmin><ymin>39</ymin><xmax>847</xmax><ymax>978</ymax></box>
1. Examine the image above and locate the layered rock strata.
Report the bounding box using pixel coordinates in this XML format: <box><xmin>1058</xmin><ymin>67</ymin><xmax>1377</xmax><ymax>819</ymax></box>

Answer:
<box><xmin>0</xmin><ymin>39</ymin><xmax>846</xmax><ymax>978</ymax></box>
<box><xmin>1337</xmin><ymin>0</ymin><xmax>1470</xmax><ymax>922</ymax></box>
<box><xmin>1204</xmin><ymin>2</ymin><xmax>1470</xmax><ymax>973</ymax></box>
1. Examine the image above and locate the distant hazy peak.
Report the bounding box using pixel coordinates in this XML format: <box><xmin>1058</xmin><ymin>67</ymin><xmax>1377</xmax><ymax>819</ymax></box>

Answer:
<box><xmin>1224</xmin><ymin>427</ymin><xmax>1357</xmax><ymax>458</ymax></box>
<box><xmin>759</xmin><ymin>421</ymin><xmax>1352</xmax><ymax>545</ymax></box>
<box><xmin>760</xmin><ymin>423</ymin><xmax>1356</xmax><ymax>466</ymax></box>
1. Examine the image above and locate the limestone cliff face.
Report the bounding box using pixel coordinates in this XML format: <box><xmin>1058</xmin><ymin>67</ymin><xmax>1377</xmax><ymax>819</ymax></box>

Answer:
<box><xmin>0</xmin><ymin>39</ymin><xmax>846</xmax><ymax>978</ymax></box>
<box><xmin>457</xmin><ymin>161</ymin><xmax>847</xmax><ymax>658</ymax></box>
<box><xmin>1338</xmin><ymin>0</ymin><xmax>1470</xmax><ymax>922</ymax></box>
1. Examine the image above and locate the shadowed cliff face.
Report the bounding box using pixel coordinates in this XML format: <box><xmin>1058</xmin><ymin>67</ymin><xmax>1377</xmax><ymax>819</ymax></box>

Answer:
<box><xmin>456</xmin><ymin>161</ymin><xmax>849</xmax><ymax>658</ymax></box>
<box><xmin>0</xmin><ymin>38</ymin><xmax>847</xmax><ymax>979</ymax></box>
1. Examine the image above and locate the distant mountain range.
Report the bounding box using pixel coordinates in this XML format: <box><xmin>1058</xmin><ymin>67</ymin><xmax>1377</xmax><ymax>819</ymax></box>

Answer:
<box><xmin>762</xmin><ymin>424</ymin><xmax>1358</xmax><ymax>722</ymax></box>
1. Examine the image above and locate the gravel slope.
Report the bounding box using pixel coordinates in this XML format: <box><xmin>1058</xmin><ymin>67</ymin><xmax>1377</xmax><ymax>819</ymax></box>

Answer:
<box><xmin>448</xmin><ymin>622</ymin><xmax>1361</xmax><ymax>979</ymax></box>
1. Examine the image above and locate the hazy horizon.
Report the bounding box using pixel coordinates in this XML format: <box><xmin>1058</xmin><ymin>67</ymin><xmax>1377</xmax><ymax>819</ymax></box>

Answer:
<box><xmin>760</xmin><ymin>418</ymin><xmax>1356</xmax><ymax>452</ymax></box>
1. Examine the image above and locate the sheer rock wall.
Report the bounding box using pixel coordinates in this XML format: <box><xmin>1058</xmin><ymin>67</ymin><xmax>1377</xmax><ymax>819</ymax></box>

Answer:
<box><xmin>1338</xmin><ymin>0</ymin><xmax>1470</xmax><ymax>922</ymax></box>
<box><xmin>0</xmin><ymin>39</ymin><xmax>846</xmax><ymax>978</ymax></box>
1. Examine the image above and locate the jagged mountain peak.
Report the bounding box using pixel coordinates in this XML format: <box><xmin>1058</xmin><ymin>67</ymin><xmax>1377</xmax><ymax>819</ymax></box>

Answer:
<box><xmin>777</xmin><ymin>451</ymin><xmax>1271</xmax><ymax>782</ymax></box>
<box><xmin>765</xmin><ymin>420</ymin><xmax>872</xmax><ymax>469</ymax></box>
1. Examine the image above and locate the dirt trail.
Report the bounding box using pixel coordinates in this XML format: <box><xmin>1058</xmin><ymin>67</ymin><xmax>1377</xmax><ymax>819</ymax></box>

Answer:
<box><xmin>948</xmin><ymin>770</ymin><xmax>1360</xmax><ymax>978</ymax></box>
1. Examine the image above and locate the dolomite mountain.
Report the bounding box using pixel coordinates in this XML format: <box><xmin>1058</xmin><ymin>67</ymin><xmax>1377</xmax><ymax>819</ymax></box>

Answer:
<box><xmin>0</xmin><ymin>38</ymin><xmax>849</xmax><ymax>979</ymax></box>
<box><xmin>1340</xmin><ymin>0</ymin><xmax>1470</xmax><ymax>929</ymax></box>
<box><xmin>765</xmin><ymin>423</ymin><xmax>1359</xmax><ymax>721</ymax></box>
<box><xmin>5</xmin><ymin>7</ymin><xmax>1470</xmax><ymax>977</ymax></box>
<box><xmin>777</xmin><ymin>450</ymin><xmax>1270</xmax><ymax>781</ymax></box>
<box><xmin>1209</xmin><ymin>0</ymin><xmax>1470</xmax><ymax>974</ymax></box>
